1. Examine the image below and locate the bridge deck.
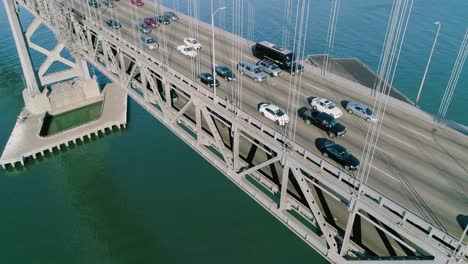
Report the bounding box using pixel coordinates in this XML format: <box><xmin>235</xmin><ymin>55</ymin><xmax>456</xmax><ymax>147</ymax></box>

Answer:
<box><xmin>67</xmin><ymin>0</ymin><xmax>468</xmax><ymax>241</ymax></box>
<box><xmin>0</xmin><ymin>83</ymin><xmax>127</xmax><ymax>168</ymax></box>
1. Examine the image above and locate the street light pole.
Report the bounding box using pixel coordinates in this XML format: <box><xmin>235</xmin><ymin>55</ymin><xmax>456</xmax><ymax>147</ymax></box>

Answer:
<box><xmin>416</xmin><ymin>21</ymin><xmax>441</xmax><ymax>105</ymax></box>
<box><xmin>211</xmin><ymin>3</ymin><xmax>226</xmax><ymax>103</ymax></box>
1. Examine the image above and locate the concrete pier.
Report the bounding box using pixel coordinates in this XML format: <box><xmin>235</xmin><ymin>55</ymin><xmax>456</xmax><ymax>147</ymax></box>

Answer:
<box><xmin>0</xmin><ymin>82</ymin><xmax>127</xmax><ymax>169</ymax></box>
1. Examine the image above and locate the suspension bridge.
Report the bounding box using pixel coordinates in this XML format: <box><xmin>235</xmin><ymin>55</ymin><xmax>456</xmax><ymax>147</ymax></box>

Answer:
<box><xmin>1</xmin><ymin>0</ymin><xmax>468</xmax><ymax>262</ymax></box>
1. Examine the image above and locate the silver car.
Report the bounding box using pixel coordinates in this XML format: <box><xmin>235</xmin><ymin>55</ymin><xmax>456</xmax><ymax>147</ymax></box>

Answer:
<box><xmin>140</xmin><ymin>35</ymin><xmax>159</xmax><ymax>49</ymax></box>
<box><xmin>164</xmin><ymin>11</ymin><xmax>179</xmax><ymax>21</ymax></box>
<box><xmin>345</xmin><ymin>101</ymin><xmax>377</xmax><ymax>122</ymax></box>
<box><xmin>237</xmin><ymin>61</ymin><xmax>268</xmax><ymax>82</ymax></box>
<box><xmin>136</xmin><ymin>22</ymin><xmax>151</xmax><ymax>34</ymax></box>
<box><xmin>256</xmin><ymin>59</ymin><xmax>282</xmax><ymax>77</ymax></box>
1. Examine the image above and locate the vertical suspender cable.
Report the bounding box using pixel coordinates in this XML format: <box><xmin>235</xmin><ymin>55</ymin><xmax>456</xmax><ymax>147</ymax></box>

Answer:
<box><xmin>438</xmin><ymin>30</ymin><xmax>467</xmax><ymax>120</ymax></box>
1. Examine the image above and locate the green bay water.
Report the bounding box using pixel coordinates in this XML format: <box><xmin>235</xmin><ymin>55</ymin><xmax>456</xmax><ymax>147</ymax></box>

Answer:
<box><xmin>40</xmin><ymin>101</ymin><xmax>103</xmax><ymax>136</ymax></box>
<box><xmin>1</xmin><ymin>0</ymin><xmax>467</xmax><ymax>263</ymax></box>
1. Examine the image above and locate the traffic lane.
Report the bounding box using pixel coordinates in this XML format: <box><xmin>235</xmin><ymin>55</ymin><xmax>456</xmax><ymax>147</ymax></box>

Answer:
<box><xmin>97</xmin><ymin>0</ymin><xmax>468</xmax><ymax>198</ymax></box>
<box><xmin>293</xmin><ymin>74</ymin><xmax>468</xmax><ymax>178</ymax></box>
<box><xmin>115</xmin><ymin>0</ymin><xmax>258</xmax><ymax>63</ymax></box>
<box><xmin>103</xmin><ymin>3</ymin><xmax>467</xmax><ymax>215</ymax></box>
<box><xmin>295</xmin><ymin>59</ymin><xmax>466</xmax><ymax>159</ymax></box>
<box><xmin>382</xmin><ymin>111</ymin><xmax>468</xmax><ymax>189</ymax></box>
<box><xmin>86</xmin><ymin>5</ymin><xmax>222</xmax><ymax>85</ymax></box>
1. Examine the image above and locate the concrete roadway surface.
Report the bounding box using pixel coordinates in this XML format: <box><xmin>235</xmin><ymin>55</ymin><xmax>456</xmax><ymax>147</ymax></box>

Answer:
<box><xmin>69</xmin><ymin>0</ymin><xmax>468</xmax><ymax>240</ymax></box>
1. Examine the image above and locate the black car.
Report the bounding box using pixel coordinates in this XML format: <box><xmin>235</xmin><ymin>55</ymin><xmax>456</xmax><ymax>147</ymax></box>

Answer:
<box><xmin>105</xmin><ymin>19</ymin><xmax>121</xmax><ymax>29</ymax></box>
<box><xmin>88</xmin><ymin>0</ymin><xmax>100</xmax><ymax>8</ymax></box>
<box><xmin>155</xmin><ymin>15</ymin><xmax>171</xmax><ymax>25</ymax></box>
<box><xmin>200</xmin><ymin>72</ymin><xmax>220</xmax><ymax>87</ymax></box>
<box><xmin>298</xmin><ymin>107</ymin><xmax>346</xmax><ymax>137</ymax></box>
<box><xmin>317</xmin><ymin>140</ymin><xmax>360</xmax><ymax>170</ymax></box>
<box><xmin>164</xmin><ymin>11</ymin><xmax>179</xmax><ymax>21</ymax></box>
<box><xmin>215</xmin><ymin>65</ymin><xmax>236</xmax><ymax>81</ymax></box>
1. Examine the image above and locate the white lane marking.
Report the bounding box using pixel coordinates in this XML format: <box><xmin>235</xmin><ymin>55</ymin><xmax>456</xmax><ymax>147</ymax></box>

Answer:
<box><xmin>198</xmin><ymin>34</ymin><xmax>209</xmax><ymax>41</ymax></box>
<box><xmin>372</xmin><ymin>145</ymin><xmax>393</xmax><ymax>157</ymax></box>
<box><xmin>399</xmin><ymin>124</ymin><xmax>434</xmax><ymax>141</ymax></box>
<box><xmin>303</xmin><ymin>82</ymin><xmax>325</xmax><ymax>92</ymax></box>
<box><xmin>371</xmin><ymin>165</ymin><xmax>401</xmax><ymax>183</ymax></box>
<box><xmin>382</xmin><ymin>132</ymin><xmax>417</xmax><ymax>150</ymax></box>
<box><xmin>242</xmin><ymin>54</ymin><xmax>257</xmax><ymax>61</ymax></box>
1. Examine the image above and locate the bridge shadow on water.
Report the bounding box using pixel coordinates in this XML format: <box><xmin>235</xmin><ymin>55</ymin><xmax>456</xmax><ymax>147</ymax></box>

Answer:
<box><xmin>64</xmin><ymin>159</ymin><xmax>166</xmax><ymax>262</ymax></box>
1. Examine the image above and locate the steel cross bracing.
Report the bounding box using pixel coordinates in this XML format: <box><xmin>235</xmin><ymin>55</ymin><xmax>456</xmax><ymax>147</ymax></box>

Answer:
<box><xmin>11</xmin><ymin>0</ymin><xmax>468</xmax><ymax>262</ymax></box>
<box><xmin>4</xmin><ymin>0</ymin><xmax>89</xmax><ymax>91</ymax></box>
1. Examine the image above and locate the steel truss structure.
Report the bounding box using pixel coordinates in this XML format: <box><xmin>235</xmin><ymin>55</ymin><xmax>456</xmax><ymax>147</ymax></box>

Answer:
<box><xmin>4</xmin><ymin>0</ymin><xmax>89</xmax><ymax>95</ymax></box>
<box><xmin>7</xmin><ymin>0</ymin><xmax>467</xmax><ymax>262</ymax></box>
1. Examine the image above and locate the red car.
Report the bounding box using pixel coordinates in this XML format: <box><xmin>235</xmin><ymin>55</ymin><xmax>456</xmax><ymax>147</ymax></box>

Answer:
<box><xmin>144</xmin><ymin>17</ymin><xmax>159</xmax><ymax>28</ymax></box>
<box><xmin>130</xmin><ymin>0</ymin><xmax>143</xmax><ymax>6</ymax></box>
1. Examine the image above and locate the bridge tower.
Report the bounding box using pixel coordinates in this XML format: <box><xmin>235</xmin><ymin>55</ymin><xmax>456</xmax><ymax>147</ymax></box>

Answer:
<box><xmin>3</xmin><ymin>0</ymin><xmax>92</xmax><ymax>114</ymax></box>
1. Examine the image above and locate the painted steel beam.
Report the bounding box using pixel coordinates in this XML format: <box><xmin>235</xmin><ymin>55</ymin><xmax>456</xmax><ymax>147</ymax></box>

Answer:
<box><xmin>4</xmin><ymin>0</ymin><xmax>40</xmax><ymax>95</ymax></box>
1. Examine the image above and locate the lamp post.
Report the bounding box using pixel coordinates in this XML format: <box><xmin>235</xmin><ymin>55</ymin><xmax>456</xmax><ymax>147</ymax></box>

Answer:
<box><xmin>211</xmin><ymin>4</ymin><xmax>226</xmax><ymax>103</ymax></box>
<box><xmin>416</xmin><ymin>21</ymin><xmax>441</xmax><ymax>105</ymax></box>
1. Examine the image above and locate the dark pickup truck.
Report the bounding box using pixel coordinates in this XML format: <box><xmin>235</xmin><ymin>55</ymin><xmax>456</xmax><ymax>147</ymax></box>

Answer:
<box><xmin>298</xmin><ymin>107</ymin><xmax>346</xmax><ymax>137</ymax></box>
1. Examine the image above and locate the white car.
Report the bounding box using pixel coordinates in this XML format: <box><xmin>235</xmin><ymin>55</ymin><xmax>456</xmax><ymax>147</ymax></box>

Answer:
<box><xmin>183</xmin><ymin>38</ymin><xmax>201</xmax><ymax>50</ymax></box>
<box><xmin>258</xmin><ymin>103</ymin><xmax>289</xmax><ymax>126</ymax></box>
<box><xmin>310</xmin><ymin>97</ymin><xmax>343</xmax><ymax>118</ymax></box>
<box><xmin>177</xmin><ymin>45</ymin><xmax>198</xmax><ymax>58</ymax></box>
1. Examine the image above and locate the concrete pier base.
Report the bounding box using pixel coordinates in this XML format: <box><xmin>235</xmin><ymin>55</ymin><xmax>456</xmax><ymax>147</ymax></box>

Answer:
<box><xmin>0</xmin><ymin>82</ymin><xmax>127</xmax><ymax>169</ymax></box>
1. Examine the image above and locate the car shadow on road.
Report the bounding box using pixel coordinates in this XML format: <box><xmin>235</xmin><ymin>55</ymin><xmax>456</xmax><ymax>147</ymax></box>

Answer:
<box><xmin>307</xmin><ymin>96</ymin><xmax>316</xmax><ymax>105</ymax></box>
<box><xmin>314</xmin><ymin>137</ymin><xmax>332</xmax><ymax>151</ymax></box>
<box><xmin>257</xmin><ymin>102</ymin><xmax>268</xmax><ymax>111</ymax></box>
<box><xmin>341</xmin><ymin>100</ymin><xmax>350</xmax><ymax>109</ymax></box>
<box><xmin>457</xmin><ymin>214</ymin><xmax>468</xmax><ymax>231</ymax></box>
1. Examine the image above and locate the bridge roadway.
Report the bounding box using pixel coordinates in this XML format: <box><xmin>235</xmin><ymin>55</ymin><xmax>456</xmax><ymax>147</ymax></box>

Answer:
<box><xmin>69</xmin><ymin>0</ymin><xmax>468</xmax><ymax>240</ymax></box>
